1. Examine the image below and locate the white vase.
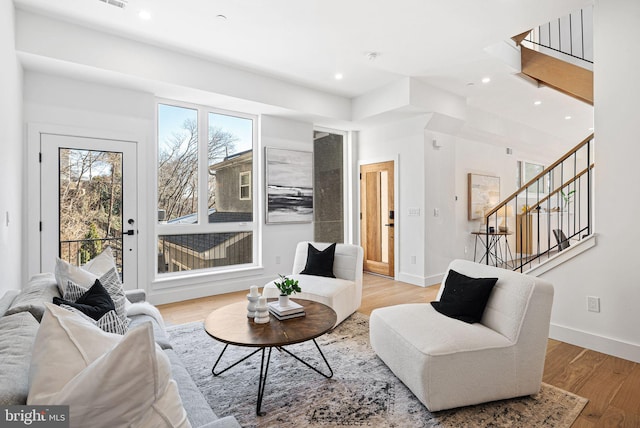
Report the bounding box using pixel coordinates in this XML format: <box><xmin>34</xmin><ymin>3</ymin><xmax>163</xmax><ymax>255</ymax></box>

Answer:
<box><xmin>246</xmin><ymin>294</ymin><xmax>260</xmax><ymax>318</ymax></box>
<box><xmin>254</xmin><ymin>297</ymin><xmax>270</xmax><ymax>324</ymax></box>
<box><xmin>278</xmin><ymin>294</ymin><xmax>290</xmax><ymax>307</ymax></box>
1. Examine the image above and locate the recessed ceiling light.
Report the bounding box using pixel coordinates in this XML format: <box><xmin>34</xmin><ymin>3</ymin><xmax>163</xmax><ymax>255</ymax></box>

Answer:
<box><xmin>334</xmin><ymin>73</ymin><xmax>343</xmax><ymax>80</ymax></box>
<box><xmin>216</xmin><ymin>14</ymin><xmax>227</xmax><ymax>21</ymax></box>
<box><xmin>481</xmin><ymin>77</ymin><xmax>491</xmax><ymax>84</ymax></box>
<box><xmin>138</xmin><ymin>10</ymin><xmax>151</xmax><ymax>20</ymax></box>
<box><xmin>565</xmin><ymin>115</ymin><xmax>572</xmax><ymax>120</ymax></box>
<box><xmin>533</xmin><ymin>100</ymin><xmax>542</xmax><ymax>106</ymax></box>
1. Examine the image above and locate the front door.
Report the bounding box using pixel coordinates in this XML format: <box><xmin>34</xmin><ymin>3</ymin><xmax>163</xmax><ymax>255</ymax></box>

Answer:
<box><xmin>360</xmin><ymin>161</ymin><xmax>394</xmax><ymax>277</ymax></box>
<box><xmin>40</xmin><ymin>134</ymin><xmax>138</xmax><ymax>288</ymax></box>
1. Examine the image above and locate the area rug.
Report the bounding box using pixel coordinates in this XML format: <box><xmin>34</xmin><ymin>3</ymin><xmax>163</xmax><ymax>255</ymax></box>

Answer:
<box><xmin>167</xmin><ymin>313</ymin><xmax>587</xmax><ymax>428</ymax></box>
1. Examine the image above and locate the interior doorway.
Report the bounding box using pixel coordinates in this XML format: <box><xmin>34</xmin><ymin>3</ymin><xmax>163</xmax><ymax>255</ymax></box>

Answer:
<box><xmin>360</xmin><ymin>161</ymin><xmax>394</xmax><ymax>277</ymax></box>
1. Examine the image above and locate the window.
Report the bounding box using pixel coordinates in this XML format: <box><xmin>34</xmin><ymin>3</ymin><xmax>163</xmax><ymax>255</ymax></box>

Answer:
<box><xmin>156</xmin><ymin>102</ymin><xmax>256</xmax><ymax>275</ymax></box>
<box><xmin>239</xmin><ymin>171</ymin><xmax>251</xmax><ymax>200</ymax></box>
<box><xmin>517</xmin><ymin>160</ymin><xmax>548</xmax><ymax>194</ymax></box>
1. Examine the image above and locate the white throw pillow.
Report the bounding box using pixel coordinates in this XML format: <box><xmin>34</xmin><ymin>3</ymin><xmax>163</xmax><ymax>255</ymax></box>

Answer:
<box><xmin>60</xmin><ymin>304</ymin><xmax>129</xmax><ymax>335</ymax></box>
<box><xmin>82</xmin><ymin>246</ymin><xmax>118</xmax><ymax>276</ymax></box>
<box><xmin>28</xmin><ymin>303</ymin><xmax>190</xmax><ymax>428</ymax></box>
<box><xmin>54</xmin><ymin>257</ymin><xmax>97</xmax><ymax>294</ymax></box>
<box><xmin>55</xmin><ymin>247</ymin><xmax>118</xmax><ymax>294</ymax></box>
<box><xmin>56</xmin><ymin>256</ymin><xmax>130</xmax><ymax>332</ymax></box>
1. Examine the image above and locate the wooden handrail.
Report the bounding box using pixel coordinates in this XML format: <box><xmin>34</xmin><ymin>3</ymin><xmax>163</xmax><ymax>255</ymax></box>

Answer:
<box><xmin>485</xmin><ymin>133</ymin><xmax>594</xmax><ymax>218</ymax></box>
<box><xmin>522</xmin><ymin>163</ymin><xmax>594</xmax><ymax>214</ymax></box>
<box><xmin>511</xmin><ymin>30</ymin><xmax>532</xmax><ymax>46</ymax></box>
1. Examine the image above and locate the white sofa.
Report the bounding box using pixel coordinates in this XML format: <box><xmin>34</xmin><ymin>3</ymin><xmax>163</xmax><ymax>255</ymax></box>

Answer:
<box><xmin>369</xmin><ymin>259</ymin><xmax>554</xmax><ymax>412</ymax></box>
<box><xmin>263</xmin><ymin>242</ymin><xmax>364</xmax><ymax>326</ymax></box>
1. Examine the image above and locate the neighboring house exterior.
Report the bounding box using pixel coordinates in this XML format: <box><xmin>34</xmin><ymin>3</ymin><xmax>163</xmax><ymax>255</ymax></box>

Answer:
<box><xmin>209</xmin><ymin>150</ymin><xmax>253</xmax><ymax>214</ymax></box>
<box><xmin>159</xmin><ymin>152</ymin><xmax>253</xmax><ymax>273</ymax></box>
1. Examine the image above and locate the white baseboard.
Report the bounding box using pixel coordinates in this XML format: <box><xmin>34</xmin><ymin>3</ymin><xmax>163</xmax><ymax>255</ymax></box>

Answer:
<box><xmin>527</xmin><ymin>234</ymin><xmax>597</xmax><ymax>276</ymax></box>
<box><xmin>397</xmin><ymin>272</ymin><xmax>425</xmax><ymax>287</ymax></box>
<box><xmin>549</xmin><ymin>323</ymin><xmax>640</xmax><ymax>364</ymax></box>
<box><xmin>148</xmin><ymin>272</ymin><xmax>274</xmax><ymax>306</ymax></box>
<box><xmin>396</xmin><ymin>272</ymin><xmax>443</xmax><ymax>287</ymax></box>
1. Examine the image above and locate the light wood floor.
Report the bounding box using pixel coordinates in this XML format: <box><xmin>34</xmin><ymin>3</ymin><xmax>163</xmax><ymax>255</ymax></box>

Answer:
<box><xmin>158</xmin><ymin>273</ymin><xmax>640</xmax><ymax>427</ymax></box>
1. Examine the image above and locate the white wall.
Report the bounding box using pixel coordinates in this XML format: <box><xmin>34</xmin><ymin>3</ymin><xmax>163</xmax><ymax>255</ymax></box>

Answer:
<box><xmin>23</xmin><ymin>72</ymin><xmax>314</xmax><ymax>304</ymax></box>
<box><xmin>0</xmin><ymin>2</ymin><xmax>24</xmax><ymax>293</ymax></box>
<box><xmin>15</xmin><ymin>10</ymin><xmax>350</xmax><ymax>124</ymax></box>
<box><xmin>424</xmin><ymin>132</ymin><xmax>522</xmax><ymax>280</ymax></box>
<box><xmin>357</xmin><ymin>116</ymin><xmax>545</xmax><ymax>286</ymax></box>
<box><xmin>540</xmin><ymin>0</ymin><xmax>640</xmax><ymax>363</ymax></box>
<box><xmin>24</xmin><ymin>72</ymin><xmax>154</xmax><ymax>296</ymax></box>
<box><xmin>261</xmin><ymin>115</ymin><xmax>315</xmax><ymax>274</ymax></box>
<box><xmin>358</xmin><ymin>115</ymin><xmax>426</xmax><ymax>285</ymax></box>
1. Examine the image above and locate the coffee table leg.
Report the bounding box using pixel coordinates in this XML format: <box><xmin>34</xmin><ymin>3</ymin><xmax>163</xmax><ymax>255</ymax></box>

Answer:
<box><xmin>256</xmin><ymin>347</ymin><xmax>272</xmax><ymax>416</ymax></box>
<box><xmin>212</xmin><ymin>344</ymin><xmax>262</xmax><ymax>376</ymax></box>
<box><xmin>278</xmin><ymin>339</ymin><xmax>333</xmax><ymax>379</ymax></box>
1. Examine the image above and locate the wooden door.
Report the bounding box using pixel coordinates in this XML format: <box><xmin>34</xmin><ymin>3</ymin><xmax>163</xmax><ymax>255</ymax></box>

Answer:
<box><xmin>360</xmin><ymin>161</ymin><xmax>394</xmax><ymax>276</ymax></box>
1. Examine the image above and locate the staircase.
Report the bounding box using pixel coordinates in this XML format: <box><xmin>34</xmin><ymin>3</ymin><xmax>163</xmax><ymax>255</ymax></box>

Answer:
<box><xmin>512</xmin><ymin>7</ymin><xmax>593</xmax><ymax>105</ymax></box>
<box><xmin>483</xmin><ymin>134</ymin><xmax>594</xmax><ymax>273</ymax></box>
<box><xmin>480</xmin><ymin>8</ymin><xmax>595</xmax><ymax>272</ymax></box>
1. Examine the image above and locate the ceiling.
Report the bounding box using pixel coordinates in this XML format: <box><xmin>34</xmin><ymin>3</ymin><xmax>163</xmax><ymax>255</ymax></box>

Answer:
<box><xmin>13</xmin><ymin>0</ymin><xmax>594</xmax><ymax>152</ymax></box>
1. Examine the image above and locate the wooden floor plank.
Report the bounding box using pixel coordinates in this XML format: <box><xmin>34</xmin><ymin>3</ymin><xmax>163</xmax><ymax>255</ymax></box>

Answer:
<box><xmin>570</xmin><ymin>416</ymin><xmax>595</xmax><ymax>428</ymax></box>
<box><xmin>543</xmin><ymin>342</ymin><xmax>585</xmax><ymax>385</ymax></box>
<box><xmin>575</xmin><ymin>354</ymin><xmax>636</xmax><ymax>424</ymax></box>
<box><xmin>550</xmin><ymin>349</ymin><xmax>608</xmax><ymax>392</ymax></box>
<box><xmin>596</xmin><ymin>405</ymin><xmax>640</xmax><ymax>428</ymax></box>
<box><xmin>157</xmin><ymin>272</ymin><xmax>640</xmax><ymax>426</ymax></box>
<box><xmin>609</xmin><ymin>364</ymin><xmax>640</xmax><ymax>415</ymax></box>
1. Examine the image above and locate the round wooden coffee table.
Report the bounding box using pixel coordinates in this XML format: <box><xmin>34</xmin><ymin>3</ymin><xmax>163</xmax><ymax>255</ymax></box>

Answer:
<box><xmin>204</xmin><ymin>299</ymin><xmax>337</xmax><ymax>415</ymax></box>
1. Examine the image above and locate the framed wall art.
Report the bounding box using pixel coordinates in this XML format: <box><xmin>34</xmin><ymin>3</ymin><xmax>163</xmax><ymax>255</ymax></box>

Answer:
<box><xmin>468</xmin><ymin>173</ymin><xmax>500</xmax><ymax>220</ymax></box>
<box><xmin>265</xmin><ymin>147</ymin><xmax>313</xmax><ymax>224</ymax></box>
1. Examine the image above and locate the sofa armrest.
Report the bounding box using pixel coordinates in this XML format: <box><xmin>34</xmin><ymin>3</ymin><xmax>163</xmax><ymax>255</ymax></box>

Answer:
<box><xmin>125</xmin><ymin>289</ymin><xmax>146</xmax><ymax>303</ymax></box>
<box><xmin>198</xmin><ymin>416</ymin><xmax>242</xmax><ymax>428</ymax></box>
<box><xmin>0</xmin><ymin>290</ymin><xmax>20</xmax><ymax>317</ymax></box>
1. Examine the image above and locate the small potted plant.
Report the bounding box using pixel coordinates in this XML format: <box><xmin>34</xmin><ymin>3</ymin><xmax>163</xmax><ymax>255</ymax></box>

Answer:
<box><xmin>273</xmin><ymin>274</ymin><xmax>301</xmax><ymax>307</ymax></box>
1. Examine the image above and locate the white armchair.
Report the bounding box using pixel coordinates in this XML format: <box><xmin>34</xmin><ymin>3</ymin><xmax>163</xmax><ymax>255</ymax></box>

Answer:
<box><xmin>263</xmin><ymin>242</ymin><xmax>364</xmax><ymax>326</ymax></box>
<box><xmin>369</xmin><ymin>259</ymin><xmax>554</xmax><ymax>411</ymax></box>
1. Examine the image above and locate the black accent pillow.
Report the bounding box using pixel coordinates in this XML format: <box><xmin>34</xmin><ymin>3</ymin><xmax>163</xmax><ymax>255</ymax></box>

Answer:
<box><xmin>431</xmin><ymin>269</ymin><xmax>498</xmax><ymax>324</ymax></box>
<box><xmin>53</xmin><ymin>279</ymin><xmax>115</xmax><ymax>321</ymax></box>
<box><xmin>300</xmin><ymin>243</ymin><xmax>337</xmax><ymax>278</ymax></box>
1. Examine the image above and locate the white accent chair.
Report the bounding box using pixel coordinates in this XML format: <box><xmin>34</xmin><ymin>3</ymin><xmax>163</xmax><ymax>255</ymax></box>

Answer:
<box><xmin>369</xmin><ymin>259</ymin><xmax>554</xmax><ymax>412</ymax></box>
<box><xmin>263</xmin><ymin>242</ymin><xmax>364</xmax><ymax>326</ymax></box>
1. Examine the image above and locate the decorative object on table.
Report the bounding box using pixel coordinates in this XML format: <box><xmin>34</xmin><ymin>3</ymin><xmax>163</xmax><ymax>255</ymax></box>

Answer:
<box><xmin>496</xmin><ymin>205</ymin><xmax>514</xmax><ymax>232</ymax></box>
<box><xmin>265</xmin><ymin>147</ymin><xmax>313</xmax><ymax>224</ymax></box>
<box><xmin>254</xmin><ymin>296</ymin><xmax>270</xmax><ymax>324</ymax></box>
<box><xmin>246</xmin><ymin>285</ymin><xmax>260</xmax><ymax>318</ymax></box>
<box><xmin>268</xmin><ymin>299</ymin><xmax>305</xmax><ymax>320</ymax></box>
<box><xmin>468</xmin><ymin>173</ymin><xmax>500</xmax><ymax>221</ymax></box>
<box><xmin>273</xmin><ymin>274</ymin><xmax>301</xmax><ymax>307</ymax></box>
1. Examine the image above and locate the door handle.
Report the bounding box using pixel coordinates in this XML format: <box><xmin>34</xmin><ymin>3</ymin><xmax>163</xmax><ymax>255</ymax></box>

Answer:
<box><xmin>384</xmin><ymin>224</ymin><xmax>394</xmax><ymax>227</ymax></box>
<box><xmin>124</xmin><ymin>230</ymin><xmax>136</xmax><ymax>236</ymax></box>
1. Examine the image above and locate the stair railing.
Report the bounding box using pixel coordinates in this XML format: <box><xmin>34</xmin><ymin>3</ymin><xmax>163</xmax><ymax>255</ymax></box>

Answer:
<box><xmin>483</xmin><ymin>133</ymin><xmax>594</xmax><ymax>272</ymax></box>
<box><xmin>523</xmin><ymin>6</ymin><xmax>593</xmax><ymax>64</ymax></box>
